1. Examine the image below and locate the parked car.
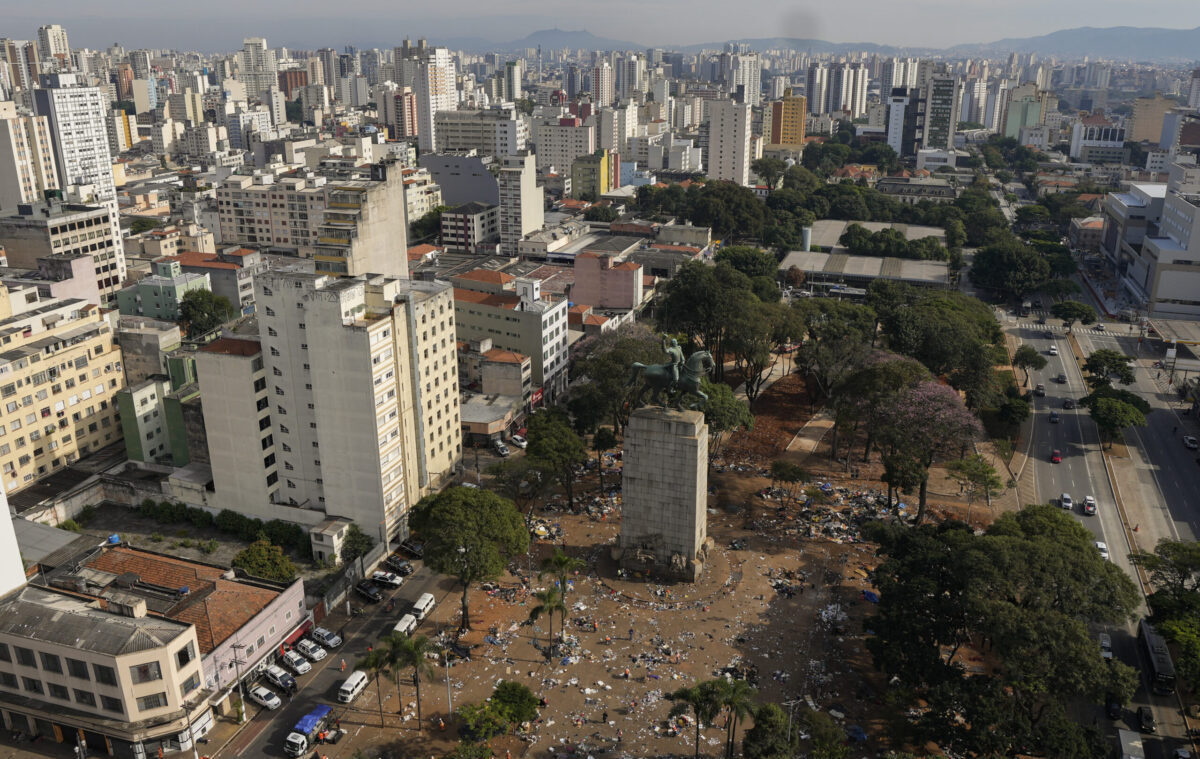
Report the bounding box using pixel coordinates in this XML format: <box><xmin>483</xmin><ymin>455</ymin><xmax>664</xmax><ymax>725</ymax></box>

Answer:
<box><xmin>311</xmin><ymin>627</ymin><xmax>343</xmax><ymax>648</ymax></box>
<box><xmin>1105</xmin><ymin>693</ymin><xmax>1122</xmax><ymax>720</ymax></box>
<box><xmin>1083</xmin><ymin>496</ymin><xmax>1097</xmax><ymax>516</ymax></box>
<box><xmin>1034</xmin><ymin>383</ymin><xmax>1046</xmax><ymax>397</ymax></box>
<box><xmin>295</xmin><ymin>639</ymin><xmax>327</xmax><ymax>661</ymax></box>
<box><xmin>249</xmin><ymin>685</ymin><xmax>282</xmax><ymax>710</ymax></box>
<box><xmin>1049</xmin><ymin>411</ymin><xmax>1060</xmax><ymax>424</ymax></box>
<box><xmin>265</xmin><ymin>664</ymin><xmax>297</xmax><ymax>692</ymax></box>
<box><xmin>1055</xmin><ymin>373</ymin><xmax>1067</xmax><ymax>383</ymax></box>
<box><xmin>494</xmin><ymin>441</ymin><xmax>511</xmax><ymax>457</ymax></box>
<box><xmin>399</xmin><ymin>539</ymin><xmax>424</xmax><ymax>558</ymax></box>
<box><xmin>354</xmin><ymin>579</ymin><xmax>382</xmax><ymax>603</ymax></box>
<box><xmin>509</xmin><ymin>434</ymin><xmax>527</xmax><ymax>449</ymax></box>
<box><xmin>1048</xmin><ymin>345</ymin><xmax>1059</xmax><ymax>356</ymax></box>
<box><xmin>1099</xmin><ymin>633</ymin><xmax>1113</xmax><ymax>660</ymax></box>
<box><xmin>1051</xmin><ymin>449</ymin><xmax>1062</xmax><ymax>463</ymax></box>
<box><xmin>1185</xmin><ymin>436</ymin><xmax>1199</xmax><ymax>450</ymax></box>
<box><xmin>281</xmin><ymin>650</ymin><xmax>311</xmax><ymax>675</ymax></box>
<box><xmin>385</xmin><ymin>555</ymin><xmax>415</xmax><ymax>575</ymax></box>
<box><xmin>1096</xmin><ymin>541</ymin><xmax>1110</xmax><ymax>561</ymax></box>
<box><xmin>372</xmin><ymin>570</ymin><xmax>403</xmax><ymax>588</ymax></box>
<box><xmin>1063</xmin><ymin>398</ymin><xmax>1076</xmax><ymax>409</ymax></box>
<box><xmin>1138</xmin><ymin>705</ymin><xmax>1156</xmax><ymax>732</ymax></box>
<box><xmin>1060</xmin><ymin>493</ymin><xmax>1073</xmax><ymax>510</ymax></box>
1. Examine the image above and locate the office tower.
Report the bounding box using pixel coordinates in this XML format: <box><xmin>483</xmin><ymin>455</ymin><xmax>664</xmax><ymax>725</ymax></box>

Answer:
<box><xmin>239</xmin><ymin>37</ymin><xmax>277</xmax><ymax>100</ymax></box>
<box><xmin>504</xmin><ymin>60</ymin><xmax>523</xmax><ymax>101</ymax></box>
<box><xmin>1000</xmin><ymin>83</ymin><xmax>1049</xmax><ymax>139</ymax></box>
<box><xmin>305</xmin><ymin>56</ymin><xmax>324</xmax><ymax>86</ymax></box>
<box><xmin>727</xmin><ymin>52</ymin><xmax>761</xmax><ymax>106</ymax></box>
<box><xmin>36</xmin><ymin>24</ymin><xmax>70</xmax><ymax>62</ymax></box>
<box><xmin>414</xmin><ymin>47</ymin><xmax>457</xmax><ymax>153</ymax></box>
<box><xmin>886</xmin><ymin>91</ymin><xmax>909</xmax><ymax>155</ymax></box>
<box><xmin>315</xmin><ymin>48</ymin><xmax>337</xmax><ymax>89</ymax></box>
<box><xmin>881</xmin><ymin>57</ymin><xmax>919</xmax><ymax>92</ymax></box>
<box><xmin>984</xmin><ymin>79</ymin><xmax>1011</xmax><ymax>132</ymax></box>
<box><xmin>767</xmin><ymin>89</ymin><xmax>807</xmax><ymax>148</ymax></box>
<box><xmin>0</xmin><ymin>101</ymin><xmax>59</xmax><ymax>210</ymax></box>
<box><xmin>705</xmin><ymin>99</ymin><xmax>752</xmax><ymax>185</ymax></box>
<box><xmin>922</xmin><ymin>75</ymin><xmax>961</xmax><ymax>150</ymax></box>
<box><xmin>565</xmin><ymin>64</ymin><xmax>581</xmax><ymax>99</ymax></box>
<box><xmin>361</xmin><ymin>48</ymin><xmax>380</xmax><ymax>85</ymax></box>
<box><xmin>201</xmin><ymin>272</ymin><xmax>460</xmax><ymax>538</ymax></box>
<box><xmin>592</xmin><ymin>61</ymin><xmax>614</xmax><ymax>105</ymax></box>
<box><xmin>533</xmin><ymin>116</ymin><xmax>596</xmax><ymax>172</ymax></box>
<box><xmin>1131</xmin><ymin>95</ymin><xmax>1177</xmax><ymax>144</ymax></box>
<box><xmin>497</xmin><ymin>151</ymin><xmax>544</xmax><ymax>256</ymax></box>
<box><xmin>805</xmin><ymin>63</ymin><xmax>829</xmax><ymax>114</ymax></box>
<box><xmin>434</xmin><ymin>104</ymin><xmax>527</xmax><ymax>155</ymax></box>
<box><xmin>33</xmin><ymin>73</ymin><xmax>126</xmax><ymax>301</ymax></box>
<box><xmin>128</xmin><ymin>49</ymin><xmax>151</xmax><ymax>80</ymax></box>
<box><xmin>0</xmin><ymin>39</ymin><xmax>39</xmax><ymax>93</ymax></box>
<box><xmin>1188</xmin><ymin>70</ymin><xmax>1200</xmax><ymax>110</ymax></box>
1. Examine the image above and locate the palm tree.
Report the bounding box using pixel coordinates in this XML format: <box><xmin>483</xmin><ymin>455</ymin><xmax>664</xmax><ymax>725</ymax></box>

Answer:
<box><xmin>667</xmin><ymin>680</ymin><xmax>724</xmax><ymax>759</ymax></box>
<box><xmin>356</xmin><ymin>647</ymin><xmax>390</xmax><ymax>728</ymax></box>
<box><xmin>718</xmin><ymin>679</ymin><xmax>757</xmax><ymax>759</ymax></box>
<box><xmin>383</xmin><ymin>633</ymin><xmax>436</xmax><ymax>734</ymax></box>
<box><xmin>539</xmin><ymin>547</ymin><xmax>586</xmax><ymax>599</ymax></box>
<box><xmin>528</xmin><ymin>587</ymin><xmax>567</xmax><ymax>658</ymax></box>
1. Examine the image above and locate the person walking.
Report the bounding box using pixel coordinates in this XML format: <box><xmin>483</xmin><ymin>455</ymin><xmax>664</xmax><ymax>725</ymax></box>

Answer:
<box><xmin>602</xmin><ymin>710</ymin><xmax>608</xmax><ymax>724</ymax></box>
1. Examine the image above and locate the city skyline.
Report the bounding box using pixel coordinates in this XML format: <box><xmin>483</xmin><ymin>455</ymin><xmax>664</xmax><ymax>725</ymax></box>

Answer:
<box><xmin>5</xmin><ymin>1</ymin><xmax>1200</xmax><ymax>52</ymax></box>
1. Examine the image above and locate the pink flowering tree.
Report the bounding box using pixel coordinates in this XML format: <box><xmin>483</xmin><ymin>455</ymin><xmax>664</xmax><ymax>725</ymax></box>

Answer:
<box><xmin>878</xmin><ymin>381</ymin><xmax>982</xmax><ymax>524</ymax></box>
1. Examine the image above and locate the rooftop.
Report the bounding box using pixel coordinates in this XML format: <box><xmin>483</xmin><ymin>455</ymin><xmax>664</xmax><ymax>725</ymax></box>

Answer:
<box><xmin>483</xmin><ymin>348</ymin><xmax>528</xmax><ymax>364</ymax></box>
<box><xmin>778</xmin><ymin>249</ymin><xmax>950</xmax><ymax>286</ymax></box>
<box><xmin>199</xmin><ymin>337</ymin><xmax>261</xmax><ymax>357</ymax></box>
<box><xmin>457</xmin><ymin>269</ymin><xmax>514</xmax><ymax>285</ymax></box>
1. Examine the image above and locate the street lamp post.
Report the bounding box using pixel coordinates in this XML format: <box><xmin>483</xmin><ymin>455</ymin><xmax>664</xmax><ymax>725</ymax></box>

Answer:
<box><xmin>181</xmin><ymin>699</ymin><xmax>200</xmax><ymax>759</ymax></box>
<box><xmin>229</xmin><ymin>643</ymin><xmax>248</xmax><ymax>724</ymax></box>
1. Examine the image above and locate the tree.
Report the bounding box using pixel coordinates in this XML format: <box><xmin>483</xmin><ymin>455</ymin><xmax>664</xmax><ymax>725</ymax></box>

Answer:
<box><xmin>231</xmin><ymin>537</ymin><xmax>296</xmax><ymax>581</ymax></box>
<box><xmin>770</xmin><ymin>460</ymin><xmax>808</xmax><ymax>505</ymax></box>
<box><xmin>339</xmin><ymin>523</ymin><xmax>374</xmax><ymax>564</ymax></box>
<box><xmin>1012</xmin><ymin>344</ymin><xmax>1048</xmax><ymax>386</ymax></box>
<box><xmin>592</xmin><ymin>427</ymin><xmax>617</xmax><ymax>496</ymax></box>
<box><xmin>969</xmin><ymin>237</ymin><xmax>1050</xmax><ymax>298</ymax></box>
<box><xmin>1089</xmin><ymin>397</ymin><xmax>1145</xmax><ymax>448</ymax></box>
<box><xmin>411</xmin><ymin>205</ymin><xmax>449</xmax><ymax>241</ymax></box>
<box><xmin>285</xmin><ymin>99</ymin><xmax>304</xmax><ymax>123</ymax></box>
<box><xmin>1015</xmin><ymin>205</ymin><xmax>1051</xmax><ymax>225</ymax></box>
<box><xmin>1050</xmin><ymin>300</ymin><xmax>1096</xmax><ymax>333</ymax></box>
<box><xmin>752</xmin><ymin>157</ymin><xmax>788</xmax><ymax>188</ymax></box>
<box><xmin>701</xmin><ymin>379</ymin><xmax>753</xmax><ymax>461</ymax></box>
<box><xmin>130</xmin><ymin>217</ymin><xmax>162</xmax><ymax>235</ymax></box>
<box><xmin>356</xmin><ymin>647</ymin><xmax>392</xmax><ymax>728</ymax></box>
<box><xmin>569</xmin><ymin>323</ymin><xmax>663</xmax><ymax>433</ymax></box>
<box><xmin>382</xmin><ymin>632</ymin><xmax>436</xmax><ymax>733</ymax></box>
<box><xmin>490</xmin><ymin>680</ymin><xmax>540</xmax><ymax>728</ymax></box>
<box><xmin>667</xmin><ymin>680</ymin><xmax>725</xmax><ymax>759</ymax></box>
<box><xmin>1080</xmin><ymin>385</ymin><xmax>1152</xmax><ymax>416</ymax></box>
<box><xmin>583</xmin><ymin>205</ymin><xmax>619</xmax><ymax>222</ymax></box>
<box><xmin>409</xmin><ymin>488</ymin><xmax>529</xmax><ymax>630</ymax></box>
<box><xmin>742</xmin><ymin>703</ymin><xmax>800</xmax><ymax>759</ymax></box>
<box><xmin>875</xmin><ymin>381</ymin><xmax>982</xmax><ymax>523</ymax></box>
<box><xmin>1084</xmin><ymin>348</ymin><xmax>1136</xmax><ymax>389</ymax></box>
<box><xmin>719</xmin><ymin>678</ymin><xmax>757</xmax><ymax>759</ymax></box>
<box><xmin>1040</xmin><ymin>278</ymin><xmax>1081</xmax><ymax>300</ymax></box>
<box><xmin>485</xmin><ymin>458</ymin><xmax>546</xmax><ymax>512</ymax></box>
<box><xmin>726</xmin><ymin>300</ymin><xmax>782</xmax><ymax>404</ymax></box>
<box><xmin>528</xmin><ymin>587</ymin><xmax>567</xmax><ymax>656</ymax></box>
<box><xmin>178</xmin><ymin>288</ymin><xmax>236</xmax><ymax>338</ymax></box>
<box><xmin>945</xmin><ymin>454</ymin><xmax>1003</xmax><ymax>524</ymax></box>
<box><xmin>526</xmin><ymin>408</ymin><xmax>589</xmax><ymax>510</ymax></box>
<box><xmin>798</xmin><ymin>709</ymin><xmax>849</xmax><ymax>759</ymax></box>
<box><xmin>540</xmin><ymin>547</ymin><xmax>586</xmax><ymax>599</ymax></box>
<box><xmin>715</xmin><ymin>246</ymin><xmax>778</xmax><ymax>279</ymax></box>
<box><xmin>457</xmin><ymin>702</ymin><xmax>508</xmax><ymax>741</ymax></box>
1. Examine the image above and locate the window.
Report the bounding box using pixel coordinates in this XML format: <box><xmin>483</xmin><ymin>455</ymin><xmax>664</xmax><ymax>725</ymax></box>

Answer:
<box><xmin>74</xmin><ymin>689</ymin><xmax>95</xmax><ymax>706</ymax></box>
<box><xmin>49</xmin><ymin>683</ymin><xmax>69</xmax><ymax>700</ymax></box>
<box><xmin>22</xmin><ymin>677</ymin><xmax>42</xmax><ymax>695</ymax></box>
<box><xmin>100</xmin><ymin>695</ymin><xmax>122</xmax><ymax>714</ymax></box>
<box><xmin>0</xmin><ymin>643</ymin><xmax>10</xmax><ymax>662</ymax></box>
<box><xmin>136</xmin><ymin>692</ymin><xmax>167</xmax><ymax>712</ymax></box>
<box><xmin>180</xmin><ymin>672</ymin><xmax>200</xmax><ymax>699</ymax></box>
<box><xmin>129</xmin><ymin>661</ymin><xmax>162</xmax><ymax>684</ymax></box>
<box><xmin>0</xmin><ymin>672</ymin><xmax>14</xmax><ymax>689</ymax></box>
<box><xmin>67</xmin><ymin>658</ymin><xmax>89</xmax><ymax>679</ymax></box>
<box><xmin>93</xmin><ymin>664</ymin><xmax>117</xmax><ymax>686</ymax></box>
<box><xmin>15</xmin><ymin>647</ymin><xmax>35</xmax><ymax>668</ymax></box>
<box><xmin>39</xmin><ymin>652</ymin><xmax>61</xmax><ymax>673</ymax></box>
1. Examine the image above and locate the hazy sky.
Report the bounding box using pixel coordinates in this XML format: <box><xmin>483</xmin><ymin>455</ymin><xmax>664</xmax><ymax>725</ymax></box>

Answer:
<box><xmin>4</xmin><ymin>0</ymin><xmax>1200</xmax><ymax>50</ymax></box>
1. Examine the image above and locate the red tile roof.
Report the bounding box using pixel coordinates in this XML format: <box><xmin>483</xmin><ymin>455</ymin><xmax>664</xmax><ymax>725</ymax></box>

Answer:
<box><xmin>453</xmin><ymin>287</ymin><xmax>519</xmax><ymax>309</ymax></box>
<box><xmin>168</xmin><ymin>252</ymin><xmax>240</xmax><ymax>271</ymax></box>
<box><xmin>483</xmin><ymin>348</ymin><xmax>528</xmax><ymax>364</ymax></box>
<box><xmin>613</xmin><ymin>261</ymin><xmax>640</xmax><ymax>271</ymax></box>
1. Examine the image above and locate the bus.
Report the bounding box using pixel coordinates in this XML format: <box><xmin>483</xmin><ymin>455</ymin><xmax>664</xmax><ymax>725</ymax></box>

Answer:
<box><xmin>1138</xmin><ymin>619</ymin><xmax>1176</xmax><ymax>695</ymax></box>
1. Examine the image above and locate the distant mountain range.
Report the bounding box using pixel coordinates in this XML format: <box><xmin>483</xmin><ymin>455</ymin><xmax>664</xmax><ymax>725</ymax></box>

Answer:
<box><xmin>429</xmin><ymin>25</ymin><xmax>1200</xmax><ymax>63</ymax></box>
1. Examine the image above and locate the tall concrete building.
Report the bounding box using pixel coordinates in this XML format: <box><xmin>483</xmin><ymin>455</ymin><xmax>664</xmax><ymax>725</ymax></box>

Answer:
<box><xmin>805</xmin><ymin>63</ymin><xmax>828</xmax><ymax>115</ymax></box>
<box><xmin>0</xmin><ymin>101</ymin><xmax>59</xmax><ymax>211</ymax></box>
<box><xmin>727</xmin><ymin>53</ymin><xmax>761</xmax><ymax>106</ymax></box>
<box><xmin>504</xmin><ymin>60</ymin><xmax>523</xmax><ymax>101</ymax></box>
<box><xmin>767</xmin><ymin>89</ymin><xmax>807</xmax><ymax>149</ymax></box>
<box><xmin>35</xmin><ymin>24</ymin><xmax>70</xmax><ymax>63</ymax></box>
<box><xmin>497</xmin><ymin>152</ymin><xmax>543</xmax><ymax>256</ymax></box>
<box><xmin>200</xmin><ymin>273</ymin><xmax>460</xmax><ymax>539</ymax></box>
<box><xmin>922</xmin><ymin>75</ymin><xmax>962</xmax><ymax>151</ymax></box>
<box><xmin>0</xmin><ymin>200</ymin><xmax>119</xmax><ymax>304</ymax></box>
<box><xmin>238</xmin><ymin>37</ymin><xmax>277</xmax><ymax>99</ymax></box>
<box><xmin>33</xmin><ymin>73</ymin><xmax>126</xmax><ymax>301</ymax></box>
<box><xmin>534</xmin><ymin>117</ymin><xmax>596</xmax><ymax>172</ymax></box>
<box><xmin>433</xmin><ymin>104</ymin><xmax>527</xmax><ymax>156</ymax></box>
<box><xmin>414</xmin><ymin>47</ymin><xmax>457</xmax><ymax>153</ymax></box>
<box><xmin>1131</xmin><ymin>95</ymin><xmax>1176</xmax><ymax>144</ymax></box>
<box><xmin>592</xmin><ymin>61</ymin><xmax>614</xmax><ymax>106</ymax></box>
<box><xmin>0</xmin><ymin>39</ymin><xmax>39</xmax><ymax>93</ymax></box>
<box><xmin>828</xmin><ymin>62</ymin><xmax>869</xmax><ymax>118</ymax></box>
<box><xmin>705</xmin><ymin>99</ymin><xmax>752</xmax><ymax>185</ymax></box>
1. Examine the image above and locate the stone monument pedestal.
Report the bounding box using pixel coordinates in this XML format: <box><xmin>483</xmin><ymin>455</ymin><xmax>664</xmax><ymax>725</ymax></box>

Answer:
<box><xmin>616</xmin><ymin>406</ymin><xmax>708</xmax><ymax>582</ymax></box>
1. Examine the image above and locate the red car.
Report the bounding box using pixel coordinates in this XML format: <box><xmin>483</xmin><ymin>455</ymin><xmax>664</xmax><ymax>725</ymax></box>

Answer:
<box><xmin>1051</xmin><ymin>449</ymin><xmax>1062</xmax><ymax>463</ymax></box>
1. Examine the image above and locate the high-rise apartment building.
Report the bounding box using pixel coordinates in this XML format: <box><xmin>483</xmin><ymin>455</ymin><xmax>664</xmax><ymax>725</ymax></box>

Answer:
<box><xmin>534</xmin><ymin>117</ymin><xmax>596</xmax><ymax>173</ymax></box>
<box><xmin>35</xmin><ymin>25</ymin><xmax>70</xmax><ymax>63</ymax></box>
<box><xmin>200</xmin><ymin>272</ymin><xmax>460</xmax><ymax>539</ymax></box>
<box><xmin>767</xmin><ymin>89</ymin><xmax>807</xmax><ymax>148</ymax></box>
<box><xmin>922</xmin><ymin>75</ymin><xmax>961</xmax><ymax>151</ymax></box>
<box><xmin>0</xmin><ymin>200</ymin><xmax>120</xmax><ymax>304</ymax></box>
<box><xmin>592</xmin><ymin>62</ymin><xmax>614</xmax><ymax>106</ymax></box>
<box><xmin>33</xmin><ymin>73</ymin><xmax>126</xmax><ymax>302</ymax></box>
<box><xmin>705</xmin><ymin>99</ymin><xmax>752</xmax><ymax>185</ymax></box>
<box><xmin>497</xmin><ymin>151</ymin><xmax>543</xmax><ymax>256</ymax></box>
<box><xmin>414</xmin><ymin>47</ymin><xmax>457</xmax><ymax>153</ymax></box>
<box><xmin>828</xmin><ymin>62</ymin><xmax>869</xmax><ymax>118</ymax></box>
<box><xmin>0</xmin><ymin>101</ymin><xmax>59</xmax><ymax>211</ymax></box>
<box><xmin>727</xmin><ymin>53</ymin><xmax>761</xmax><ymax>106</ymax></box>
<box><xmin>504</xmin><ymin>60</ymin><xmax>523</xmax><ymax>101</ymax></box>
<box><xmin>128</xmin><ymin>49</ymin><xmax>150</xmax><ymax>80</ymax></box>
<box><xmin>238</xmin><ymin>37</ymin><xmax>277</xmax><ymax>100</ymax></box>
<box><xmin>805</xmin><ymin>63</ymin><xmax>829</xmax><ymax>115</ymax></box>
<box><xmin>0</xmin><ymin>40</ymin><xmax>39</xmax><ymax>93</ymax></box>
<box><xmin>434</xmin><ymin>105</ymin><xmax>527</xmax><ymax>156</ymax></box>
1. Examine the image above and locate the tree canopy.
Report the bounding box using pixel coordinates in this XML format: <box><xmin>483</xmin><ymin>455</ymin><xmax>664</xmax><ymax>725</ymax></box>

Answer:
<box><xmin>179</xmin><ymin>288</ymin><xmax>236</xmax><ymax>338</ymax></box>
<box><xmin>232</xmin><ymin>537</ymin><xmax>297</xmax><ymax>581</ymax></box>
<box><xmin>526</xmin><ymin>408</ymin><xmax>589</xmax><ymax>509</ymax></box>
<box><xmin>969</xmin><ymin>236</ymin><xmax>1051</xmax><ymax>298</ymax></box>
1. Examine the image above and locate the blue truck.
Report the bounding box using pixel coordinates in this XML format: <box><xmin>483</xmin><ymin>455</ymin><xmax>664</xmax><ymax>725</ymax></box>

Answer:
<box><xmin>284</xmin><ymin>704</ymin><xmax>340</xmax><ymax>757</ymax></box>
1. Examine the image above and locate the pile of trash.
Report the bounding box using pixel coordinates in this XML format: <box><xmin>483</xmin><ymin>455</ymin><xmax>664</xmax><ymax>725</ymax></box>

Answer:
<box><xmin>529</xmin><ymin>518</ymin><xmax>565</xmax><ymax>541</ymax></box>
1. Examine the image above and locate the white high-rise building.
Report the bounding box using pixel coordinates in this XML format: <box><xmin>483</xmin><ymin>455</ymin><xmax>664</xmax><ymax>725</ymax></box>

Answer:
<box><xmin>497</xmin><ymin>151</ymin><xmax>543</xmax><ymax>256</ymax></box>
<box><xmin>881</xmin><ymin>57</ymin><xmax>919</xmax><ymax>92</ymax></box>
<box><xmin>36</xmin><ymin>24</ymin><xmax>70</xmax><ymax>62</ymax></box>
<box><xmin>886</xmin><ymin>92</ymin><xmax>909</xmax><ymax>155</ymax></box>
<box><xmin>0</xmin><ymin>101</ymin><xmax>59</xmax><ymax>211</ymax></box>
<box><xmin>728</xmin><ymin>53</ymin><xmax>761</xmax><ymax>106</ymax></box>
<box><xmin>504</xmin><ymin>60</ymin><xmax>523</xmax><ymax>101</ymax></box>
<box><xmin>534</xmin><ymin>116</ymin><xmax>595</xmax><ymax>172</ymax></box>
<box><xmin>705</xmin><ymin>99</ymin><xmax>752</xmax><ymax>185</ymax></box>
<box><xmin>1188</xmin><ymin>69</ymin><xmax>1200</xmax><ymax>110</ymax></box>
<box><xmin>33</xmin><ymin>73</ymin><xmax>125</xmax><ymax>300</ymax></box>
<box><xmin>828</xmin><ymin>62</ymin><xmax>869</xmax><ymax>118</ymax></box>
<box><xmin>239</xmin><ymin>37</ymin><xmax>277</xmax><ymax>100</ymax></box>
<box><xmin>592</xmin><ymin>61</ymin><xmax>614</xmax><ymax>106</ymax></box>
<box><xmin>128</xmin><ymin>49</ymin><xmax>151</xmax><ymax>80</ymax></box>
<box><xmin>805</xmin><ymin>63</ymin><xmax>829</xmax><ymax>115</ymax></box>
<box><xmin>414</xmin><ymin>47</ymin><xmax>457</xmax><ymax>153</ymax></box>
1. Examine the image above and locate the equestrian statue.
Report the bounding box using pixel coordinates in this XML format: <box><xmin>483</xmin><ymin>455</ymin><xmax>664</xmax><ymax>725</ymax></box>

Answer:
<box><xmin>628</xmin><ymin>335</ymin><xmax>716</xmax><ymax>410</ymax></box>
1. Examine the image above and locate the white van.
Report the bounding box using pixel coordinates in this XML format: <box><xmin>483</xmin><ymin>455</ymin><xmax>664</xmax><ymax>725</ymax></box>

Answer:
<box><xmin>393</xmin><ymin>613</ymin><xmax>418</xmax><ymax>636</ymax></box>
<box><xmin>411</xmin><ymin>592</ymin><xmax>436</xmax><ymax>621</ymax></box>
<box><xmin>337</xmin><ymin>671</ymin><xmax>368</xmax><ymax>703</ymax></box>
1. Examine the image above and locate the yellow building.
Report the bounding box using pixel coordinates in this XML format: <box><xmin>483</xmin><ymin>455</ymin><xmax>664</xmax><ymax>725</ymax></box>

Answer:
<box><xmin>1130</xmin><ymin>94</ymin><xmax>1176</xmax><ymax>144</ymax></box>
<box><xmin>571</xmin><ymin>149</ymin><xmax>613</xmax><ymax>200</ymax></box>
<box><xmin>768</xmin><ymin>89</ymin><xmax>808</xmax><ymax>148</ymax></box>
<box><xmin>0</xmin><ymin>283</ymin><xmax>125</xmax><ymax>493</ymax></box>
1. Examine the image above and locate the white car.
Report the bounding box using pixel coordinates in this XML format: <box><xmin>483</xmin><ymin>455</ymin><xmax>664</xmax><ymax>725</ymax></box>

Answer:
<box><xmin>264</xmin><ymin>664</ymin><xmax>296</xmax><ymax>691</ymax></box>
<box><xmin>281</xmin><ymin>649</ymin><xmax>311</xmax><ymax>675</ymax></box>
<box><xmin>1083</xmin><ymin>496</ymin><xmax>1097</xmax><ymax>516</ymax></box>
<box><xmin>311</xmin><ymin>627</ymin><xmax>342</xmax><ymax>648</ymax></box>
<box><xmin>248</xmin><ymin>685</ymin><xmax>282</xmax><ymax>710</ymax></box>
<box><xmin>1184</xmin><ymin>436</ymin><xmax>1199</xmax><ymax>450</ymax></box>
<box><xmin>1060</xmin><ymin>493</ymin><xmax>1073</xmax><ymax>510</ymax></box>
<box><xmin>295</xmin><ymin>639</ymin><xmax>327</xmax><ymax>661</ymax></box>
<box><xmin>1048</xmin><ymin>345</ymin><xmax>1059</xmax><ymax>356</ymax></box>
<box><xmin>1099</xmin><ymin>633</ymin><xmax>1113</xmax><ymax>660</ymax></box>
<box><xmin>1096</xmin><ymin>541</ymin><xmax>1110</xmax><ymax>561</ymax></box>
<box><xmin>509</xmin><ymin>434</ymin><xmax>528</xmax><ymax>449</ymax></box>
<box><xmin>372</xmin><ymin>570</ymin><xmax>403</xmax><ymax>588</ymax></box>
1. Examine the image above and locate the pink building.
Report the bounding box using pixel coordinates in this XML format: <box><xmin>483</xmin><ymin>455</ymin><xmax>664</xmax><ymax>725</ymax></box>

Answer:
<box><xmin>571</xmin><ymin>252</ymin><xmax>643</xmax><ymax>310</ymax></box>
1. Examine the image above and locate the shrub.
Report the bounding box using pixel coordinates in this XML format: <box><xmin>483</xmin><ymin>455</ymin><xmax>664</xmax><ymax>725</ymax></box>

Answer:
<box><xmin>59</xmin><ymin>519</ymin><xmax>82</xmax><ymax>533</ymax></box>
<box><xmin>150</xmin><ymin>533</ymin><xmax>164</xmax><ymax>542</ymax></box>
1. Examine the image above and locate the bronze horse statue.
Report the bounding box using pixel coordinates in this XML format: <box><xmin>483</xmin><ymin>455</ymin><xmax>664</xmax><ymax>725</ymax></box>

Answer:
<box><xmin>628</xmin><ymin>349</ymin><xmax>716</xmax><ymax>410</ymax></box>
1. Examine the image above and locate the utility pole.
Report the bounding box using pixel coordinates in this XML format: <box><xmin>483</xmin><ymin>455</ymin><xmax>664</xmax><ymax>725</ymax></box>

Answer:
<box><xmin>230</xmin><ymin>643</ymin><xmax>248</xmax><ymax>724</ymax></box>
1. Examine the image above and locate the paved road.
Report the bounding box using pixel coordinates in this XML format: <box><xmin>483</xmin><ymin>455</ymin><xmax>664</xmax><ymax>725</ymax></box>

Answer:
<box><xmin>1010</xmin><ymin>314</ymin><xmax>1193</xmax><ymax>759</ymax></box>
<box><xmin>216</xmin><ymin>563</ymin><xmax>457</xmax><ymax>758</ymax></box>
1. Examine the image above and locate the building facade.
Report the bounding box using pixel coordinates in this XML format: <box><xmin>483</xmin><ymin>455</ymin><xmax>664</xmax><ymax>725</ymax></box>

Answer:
<box><xmin>0</xmin><ymin>200</ymin><xmax>120</xmax><ymax>304</ymax></box>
